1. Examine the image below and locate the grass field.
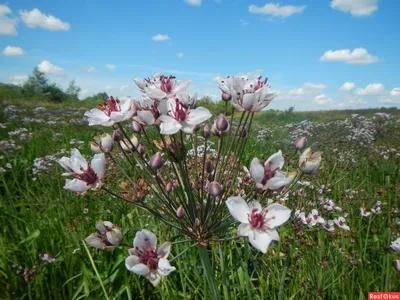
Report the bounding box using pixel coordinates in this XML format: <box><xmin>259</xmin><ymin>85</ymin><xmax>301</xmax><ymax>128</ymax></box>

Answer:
<box><xmin>1</xmin><ymin>99</ymin><xmax>399</xmax><ymax>299</ymax></box>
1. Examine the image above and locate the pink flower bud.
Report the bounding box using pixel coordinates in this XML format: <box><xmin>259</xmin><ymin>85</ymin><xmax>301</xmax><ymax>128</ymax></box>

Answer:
<box><xmin>112</xmin><ymin>130</ymin><xmax>123</xmax><ymax>142</ymax></box>
<box><xmin>222</xmin><ymin>91</ymin><xmax>232</xmax><ymax>101</ymax></box>
<box><xmin>194</xmin><ymin>218</ymin><xmax>201</xmax><ymax>226</ymax></box>
<box><xmin>132</xmin><ymin>121</ymin><xmax>142</xmax><ymax>133</ymax></box>
<box><xmin>150</xmin><ymin>152</ymin><xmax>163</xmax><ymax>169</ymax></box>
<box><xmin>193</xmin><ymin>124</ymin><xmax>200</xmax><ymax>131</ymax></box>
<box><xmin>196</xmin><ymin>203</ymin><xmax>202</xmax><ymax>211</ymax></box>
<box><xmin>239</xmin><ymin>126</ymin><xmax>247</xmax><ymax>138</ymax></box>
<box><xmin>208</xmin><ymin>181</ymin><xmax>222</xmax><ymax>197</ymax></box>
<box><xmin>166</xmin><ymin>182</ymin><xmax>175</xmax><ymax>192</ymax></box>
<box><xmin>205</xmin><ymin>160</ymin><xmax>214</xmax><ymax>173</ymax></box>
<box><xmin>395</xmin><ymin>260</ymin><xmax>400</xmax><ymax>273</ymax></box>
<box><xmin>137</xmin><ymin>144</ymin><xmax>146</xmax><ymax>155</ymax></box>
<box><xmin>176</xmin><ymin>206</ymin><xmax>185</xmax><ymax>218</ymax></box>
<box><xmin>294</xmin><ymin>137</ymin><xmax>307</xmax><ymax>151</ymax></box>
<box><xmin>216</xmin><ymin>114</ymin><xmax>228</xmax><ymax>132</ymax></box>
<box><xmin>131</xmin><ymin>101</ymin><xmax>140</xmax><ymax>115</ymax></box>
<box><xmin>202</xmin><ymin>125</ymin><xmax>210</xmax><ymax>138</ymax></box>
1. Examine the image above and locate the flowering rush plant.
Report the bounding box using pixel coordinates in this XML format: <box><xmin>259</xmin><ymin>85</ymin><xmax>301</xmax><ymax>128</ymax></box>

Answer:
<box><xmin>58</xmin><ymin>73</ymin><xmax>324</xmax><ymax>295</ymax></box>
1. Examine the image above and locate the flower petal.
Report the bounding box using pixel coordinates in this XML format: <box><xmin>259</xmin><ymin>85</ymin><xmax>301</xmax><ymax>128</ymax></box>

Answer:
<box><xmin>126</xmin><ymin>257</ymin><xmax>149</xmax><ymax>275</ymax></box>
<box><xmin>157</xmin><ymin>242</ymin><xmax>172</xmax><ymax>258</ymax></box>
<box><xmin>106</xmin><ymin>228</ymin><xmax>122</xmax><ymax>246</ymax></box>
<box><xmin>133</xmin><ymin>229</ymin><xmax>157</xmax><ymax>251</ymax></box>
<box><xmin>250</xmin><ymin>158</ymin><xmax>264</xmax><ymax>183</ymax></box>
<box><xmin>147</xmin><ymin>272</ymin><xmax>162</xmax><ymax>287</ymax></box>
<box><xmin>186</xmin><ymin>107</ymin><xmax>212</xmax><ymax>125</ymax></box>
<box><xmin>264</xmin><ymin>204</ymin><xmax>291</xmax><ymax>228</ymax></box>
<box><xmin>249</xmin><ymin>230</ymin><xmax>273</xmax><ymax>254</ymax></box>
<box><xmin>159</xmin><ymin>115</ymin><xmax>182</xmax><ymax>135</ymax></box>
<box><xmin>226</xmin><ymin>196</ymin><xmax>250</xmax><ymax>223</ymax></box>
<box><xmin>238</xmin><ymin>223</ymin><xmax>252</xmax><ymax>237</ymax></box>
<box><xmin>157</xmin><ymin>258</ymin><xmax>176</xmax><ymax>276</ymax></box>
<box><xmin>64</xmin><ymin>179</ymin><xmax>91</xmax><ymax>193</ymax></box>
<box><xmin>265</xmin><ymin>150</ymin><xmax>284</xmax><ymax>171</ymax></box>
<box><xmin>85</xmin><ymin>234</ymin><xmax>105</xmax><ymax>249</ymax></box>
<box><xmin>91</xmin><ymin>153</ymin><xmax>106</xmax><ymax>179</ymax></box>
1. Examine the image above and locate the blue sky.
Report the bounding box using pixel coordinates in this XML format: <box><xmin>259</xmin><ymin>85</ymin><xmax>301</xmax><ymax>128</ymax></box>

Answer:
<box><xmin>1</xmin><ymin>0</ymin><xmax>399</xmax><ymax>110</ymax></box>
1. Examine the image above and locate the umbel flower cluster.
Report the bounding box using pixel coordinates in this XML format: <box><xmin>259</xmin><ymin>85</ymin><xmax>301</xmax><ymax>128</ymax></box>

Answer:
<box><xmin>58</xmin><ymin>73</ymin><xmax>323</xmax><ymax>287</ymax></box>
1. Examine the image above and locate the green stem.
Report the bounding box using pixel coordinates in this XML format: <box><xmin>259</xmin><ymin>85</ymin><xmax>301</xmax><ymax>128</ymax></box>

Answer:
<box><xmin>197</xmin><ymin>246</ymin><xmax>221</xmax><ymax>300</ymax></box>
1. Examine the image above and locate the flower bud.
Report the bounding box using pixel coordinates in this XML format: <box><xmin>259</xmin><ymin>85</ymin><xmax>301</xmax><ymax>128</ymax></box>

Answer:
<box><xmin>150</xmin><ymin>152</ymin><xmax>163</xmax><ymax>169</ymax></box>
<box><xmin>166</xmin><ymin>182</ymin><xmax>175</xmax><ymax>192</ymax></box>
<box><xmin>194</xmin><ymin>218</ymin><xmax>201</xmax><ymax>227</ymax></box>
<box><xmin>91</xmin><ymin>133</ymin><xmax>114</xmax><ymax>154</ymax></box>
<box><xmin>137</xmin><ymin>144</ymin><xmax>146</xmax><ymax>155</ymax></box>
<box><xmin>112</xmin><ymin>130</ymin><xmax>123</xmax><ymax>142</ymax></box>
<box><xmin>294</xmin><ymin>137</ymin><xmax>307</xmax><ymax>151</ymax></box>
<box><xmin>196</xmin><ymin>203</ymin><xmax>202</xmax><ymax>211</ymax></box>
<box><xmin>193</xmin><ymin>124</ymin><xmax>200</xmax><ymax>131</ymax></box>
<box><xmin>299</xmin><ymin>148</ymin><xmax>322</xmax><ymax>175</ymax></box>
<box><xmin>222</xmin><ymin>91</ymin><xmax>232</xmax><ymax>101</ymax></box>
<box><xmin>132</xmin><ymin>121</ymin><xmax>142</xmax><ymax>133</ymax></box>
<box><xmin>208</xmin><ymin>181</ymin><xmax>222</xmax><ymax>197</ymax></box>
<box><xmin>205</xmin><ymin>160</ymin><xmax>214</xmax><ymax>173</ymax></box>
<box><xmin>239</xmin><ymin>126</ymin><xmax>247</xmax><ymax>138</ymax></box>
<box><xmin>216</xmin><ymin>114</ymin><xmax>229</xmax><ymax>132</ymax></box>
<box><xmin>395</xmin><ymin>260</ymin><xmax>400</xmax><ymax>273</ymax></box>
<box><xmin>176</xmin><ymin>206</ymin><xmax>185</xmax><ymax>218</ymax></box>
<box><xmin>202</xmin><ymin>125</ymin><xmax>210</xmax><ymax>138</ymax></box>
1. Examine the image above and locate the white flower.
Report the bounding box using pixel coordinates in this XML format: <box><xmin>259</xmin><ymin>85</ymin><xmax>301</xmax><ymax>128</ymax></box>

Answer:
<box><xmin>217</xmin><ymin>76</ymin><xmax>275</xmax><ymax>112</ymax></box>
<box><xmin>360</xmin><ymin>208</ymin><xmax>371</xmax><ymax>217</ymax></box>
<box><xmin>390</xmin><ymin>237</ymin><xmax>400</xmax><ymax>252</ymax></box>
<box><xmin>125</xmin><ymin>230</ymin><xmax>175</xmax><ymax>287</ymax></box>
<box><xmin>84</xmin><ymin>96</ymin><xmax>134</xmax><ymax>127</ymax></box>
<box><xmin>333</xmin><ymin>217</ymin><xmax>350</xmax><ymax>231</ymax></box>
<box><xmin>58</xmin><ymin>149</ymin><xmax>106</xmax><ymax>193</ymax></box>
<box><xmin>85</xmin><ymin>220</ymin><xmax>123</xmax><ymax>251</ymax></box>
<box><xmin>322</xmin><ymin>220</ymin><xmax>335</xmax><ymax>232</ymax></box>
<box><xmin>90</xmin><ymin>133</ymin><xmax>114</xmax><ymax>154</ymax></box>
<box><xmin>250</xmin><ymin>151</ymin><xmax>295</xmax><ymax>190</ymax></box>
<box><xmin>310</xmin><ymin>209</ymin><xmax>325</xmax><ymax>224</ymax></box>
<box><xmin>40</xmin><ymin>254</ymin><xmax>55</xmax><ymax>263</ymax></box>
<box><xmin>143</xmin><ymin>75</ymin><xmax>191</xmax><ymax>101</ymax></box>
<box><xmin>299</xmin><ymin>148</ymin><xmax>323</xmax><ymax>175</ymax></box>
<box><xmin>226</xmin><ymin>196</ymin><xmax>291</xmax><ymax>253</ymax></box>
<box><xmin>159</xmin><ymin>95</ymin><xmax>211</xmax><ymax>134</ymax></box>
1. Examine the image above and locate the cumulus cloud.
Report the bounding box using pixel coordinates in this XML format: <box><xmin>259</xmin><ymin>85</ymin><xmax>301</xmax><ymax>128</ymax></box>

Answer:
<box><xmin>176</xmin><ymin>52</ymin><xmax>184</xmax><ymax>59</ymax></box>
<box><xmin>38</xmin><ymin>60</ymin><xmax>66</xmax><ymax>78</ymax></box>
<box><xmin>19</xmin><ymin>8</ymin><xmax>70</xmax><ymax>31</ymax></box>
<box><xmin>355</xmin><ymin>83</ymin><xmax>384</xmax><ymax>96</ymax></box>
<box><xmin>152</xmin><ymin>34</ymin><xmax>170</xmax><ymax>41</ymax></box>
<box><xmin>314</xmin><ymin>94</ymin><xmax>334</xmax><ymax>105</ymax></box>
<box><xmin>0</xmin><ymin>4</ymin><xmax>18</xmax><ymax>35</ymax></box>
<box><xmin>339</xmin><ymin>82</ymin><xmax>355</xmax><ymax>91</ymax></box>
<box><xmin>288</xmin><ymin>82</ymin><xmax>326</xmax><ymax>96</ymax></box>
<box><xmin>248</xmin><ymin>3</ymin><xmax>306</xmax><ymax>18</ymax></box>
<box><xmin>378</xmin><ymin>98</ymin><xmax>400</xmax><ymax>104</ymax></box>
<box><xmin>83</xmin><ymin>66</ymin><xmax>96</xmax><ymax>72</ymax></box>
<box><xmin>9</xmin><ymin>75</ymin><xmax>28</xmax><ymax>85</ymax></box>
<box><xmin>390</xmin><ymin>88</ymin><xmax>400</xmax><ymax>97</ymax></box>
<box><xmin>330</xmin><ymin>0</ymin><xmax>378</xmax><ymax>16</ymax></box>
<box><xmin>2</xmin><ymin>45</ymin><xmax>24</xmax><ymax>56</ymax></box>
<box><xmin>184</xmin><ymin>0</ymin><xmax>202</xmax><ymax>6</ymax></box>
<box><xmin>105</xmin><ymin>64</ymin><xmax>116</xmax><ymax>70</ymax></box>
<box><xmin>319</xmin><ymin>48</ymin><xmax>380</xmax><ymax>65</ymax></box>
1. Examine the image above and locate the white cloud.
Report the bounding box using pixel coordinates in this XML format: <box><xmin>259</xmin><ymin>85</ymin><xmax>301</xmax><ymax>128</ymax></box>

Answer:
<box><xmin>152</xmin><ymin>34</ymin><xmax>170</xmax><ymax>41</ymax></box>
<box><xmin>319</xmin><ymin>48</ymin><xmax>380</xmax><ymax>65</ymax></box>
<box><xmin>240</xmin><ymin>19</ymin><xmax>249</xmax><ymax>25</ymax></box>
<box><xmin>378</xmin><ymin>98</ymin><xmax>400</xmax><ymax>104</ymax></box>
<box><xmin>38</xmin><ymin>60</ymin><xmax>66</xmax><ymax>78</ymax></box>
<box><xmin>339</xmin><ymin>82</ymin><xmax>355</xmax><ymax>91</ymax></box>
<box><xmin>105</xmin><ymin>86</ymin><xmax>113</xmax><ymax>91</ymax></box>
<box><xmin>330</xmin><ymin>0</ymin><xmax>377</xmax><ymax>16</ymax></box>
<box><xmin>248</xmin><ymin>3</ymin><xmax>306</xmax><ymax>18</ymax></box>
<box><xmin>390</xmin><ymin>88</ymin><xmax>400</xmax><ymax>97</ymax></box>
<box><xmin>288</xmin><ymin>82</ymin><xmax>326</xmax><ymax>95</ymax></box>
<box><xmin>19</xmin><ymin>8</ymin><xmax>70</xmax><ymax>31</ymax></box>
<box><xmin>9</xmin><ymin>75</ymin><xmax>28</xmax><ymax>85</ymax></box>
<box><xmin>288</xmin><ymin>88</ymin><xmax>304</xmax><ymax>96</ymax></box>
<box><xmin>337</xmin><ymin>102</ymin><xmax>345</xmax><ymax>108</ymax></box>
<box><xmin>83</xmin><ymin>66</ymin><xmax>96</xmax><ymax>72</ymax></box>
<box><xmin>215</xmin><ymin>0</ymin><xmax>222</xmax><ymax>3</ymax></box>
<box><xmin>314</xmin><ymin>94</ymin><xmax>334</xmax><ymax>105</ymax></box>
<box><xmin>0</xmin><ymin>4</ymin><xmax>18</xmax><ymax>35</ymax></box>
<box><xmin>120</xmin><ymin>85</ymin><xmax>129</xmax><ymax>91</ymax></box>
<box><xmin>2</xmin><ymin>45</ymin><xmax>24</xmax><ymax>56</ymax></box>
<box><xmin>184</xmin><ymin>0</ymin><xmax>202</xmax><ymax>5</ymax></box>
<box><xmin>105</xmin><ymin>64</ymin><xmax>116</xmax><ymax>70</ymax></box>
<box><xmin>303</xmin><ymin>82</ymin><xmax>327</xmax><ymax>90</ymax></box>
<box><xmin>355</xmin><ymin>83</ymin><xmax>384</xmax><ymax>96</ymax></box>
<box><xmin>177</xmin><ymin>52</ymin><xmax>184</xmax><ymax>59</ymax></box>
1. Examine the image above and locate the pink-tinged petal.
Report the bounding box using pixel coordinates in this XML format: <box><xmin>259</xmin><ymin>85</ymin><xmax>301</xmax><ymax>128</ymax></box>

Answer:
<box><xmin>137</xmin><ymin>110</ymin><xmax>155</xmax><ymax>125</ymax></box>
<box><xmin>58</xmin><ymin>157</ymin><xmax>72</xmax><ymax>172</ymax></box>
<box><xmin>232</xmin><ymin>103</ymin><xmax>245</xmax><ymax>112</ymax></box>
<box><xmin>248</xmin><ymin>200</ymin><xmax>262</xmax><ymax>211</ymax></box>
<box><xmin>181</xmin><ymin>121</ymin><xmax>194</xmax><ymax>133</ymax></box>
<box><xmin>159</xmin><ymin>115</ymin><xmax>182</xmax><ymax>135</ymax></box>
<box><xmin>250</xmin><ymin>158</ymin><xmax>264</xmax><ymax>183</ymax></box>
<box><xmin>106</xmin><ymin>228</ymin><xmax>122</xmax><ymax>245</ymax></box>
<box><xmin>249</xmin><ymin>230</ymin><xmax>273</xmax><ymax>254</ymax></box>
<box><xmin>95</xmin><ymin>221</ymin><xmax>106</xmax><ymax>233</ymax></box>
<box><xmin>267</xmin><ymin>171</ymin><xmax>294</xmax><ymax>190</ymax></box>
<box><xmin>119</xmin><ymin>97</ymin><xmax>133</xmax><ymax>111</ymax></box>
<box><xmin>70</xmin><ymin>154</ymin><xmax>87</xmax><ymax>174</ymax></box>
<box><xmin>91</xmin><ymin>153</ymin><xmax>106</xmax><ymax>179</ymax></box>
<box><xmin>238</xmin><ymin>223</ymin><xmax>252</xmax><ymax>237</ymax></box>
<box><xmin>267</xmin><ymin>229</ymin><xmax>279</xmax><ymax>241</ymax></box>
<box><xmin>133</xmin><ymin>78</ymin><xmax>145</xmax><ymax>91</ymax></box>
<box><xmin>85</xmin><ymin>234</ymin><xmax>105</xmax><ymax>249</ymax></box>
<box><xmin>64</xmin><ymin>179</ymin><xmax>91</xmax><ymax>193</ymax></box>
<box><xmin>157</xmin><ymin>101</ymin><xmax>169</xmax><ymax>115</ymax></box>
<box><xmin>265</xmin><ymin>150</ymin><xmax>284</xmax><ymax>171</ymax></box>
<box><xmin>157</xmin><ymin>258</ymin><xmax>176</xmax><ymax>276</ymax></box>
<box><xmin>264</xmin><ymin>204</ymin><xmax>291</xmax><ymax>228</ymax></box>
<box><xmin>242</xmin><ymin>94</ymin><xmax>255</xmax><ymax>111</ymax></box>
<box><xmin>147</xmin><ymin>272</ymin><xmax>162</xmax><ymax>287</ymax></box>
<box><xmin>173</xmin><ymin>80</ymin><xmax>191</xmax><ymax>95</ymax></box>
<box><xmin>85</xmin><ymin>109</ymin><xmax>113</xmax><ymax>126</ymax></box>
<box><xmin>126</xmin><ymin>258</ymin><xmax>149</xmax><ymax>275</ymax></box>
<box><xmin>186</xmin><ymin>107</ymin><xmax>212</xmax><ymax>125</ymax></box>
<box><xmin>157</xmin><ymin>242</ymin><xmax>171</xmax><ymax>258</ymax></box>
<box><xmin>133</xmin><ymin>230</ymin><xmax>157</xmax><ymax>251</ymax></box>
<box><xmin>145</xmin><ymin>86</ymin><xmax>167</xmax><ymax>100</ymax></box>
<box><xmin>226</xmin><ymin>196</ymin><xmax>250</xmax><ymax>223</ymax></box>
